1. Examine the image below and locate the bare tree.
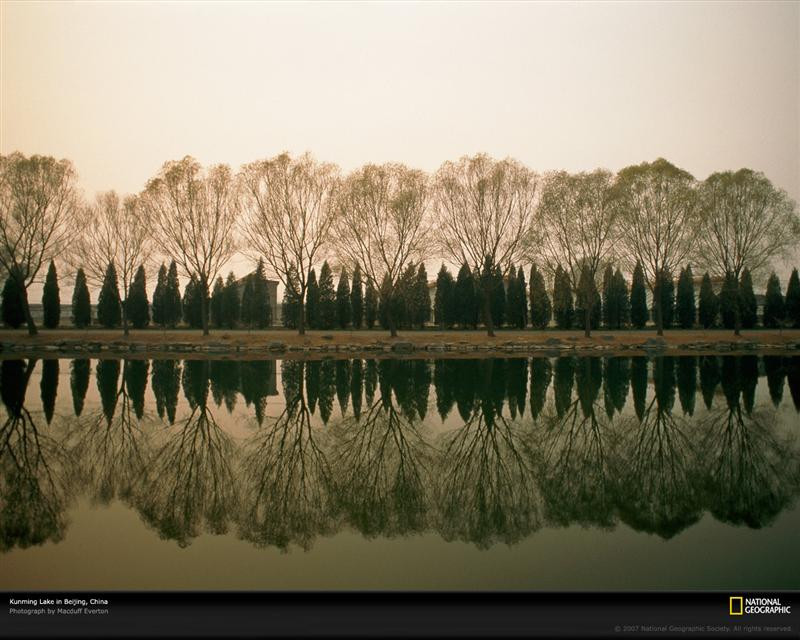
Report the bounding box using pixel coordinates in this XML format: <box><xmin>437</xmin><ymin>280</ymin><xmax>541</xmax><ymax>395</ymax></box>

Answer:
<box><xmin>536</xmin><ymin>170</ymin><xmax>617</xmax><ymax>337</ymax></box>
<box><xmin>0</xmin><ymin>153</ymin><xmax>80</xmax><ymax>335</ymax></box>
<box><xmin>333</xmin><ymin>163</ymin><xmax>431</xmax><ymax>337</ymax></box>
<box><xmin>141</xmin><ymin>157</ymin><xmax>238</xmax><ymax>335</ymax></box>
<box><xmin>696</xmin><ymin>169</ymin><xmax>800</xmax><ymax>281</ymax></box>
<box><xmin>238</xmin><ymin>152</ymin><xmax>339</xmax><ymax>335</ymax></box>
<box><xmin>72</xmin><ymin>191</ymin><xmax>152</xmax><ymax>335</ymax></box>
<box><xmin>432</xmin><ymin>154</ymin><xmax>539</xmax><ymax>336</ymax></box>
<box><xmin>612</xmin><ymin>158</ymin><xmax>698</xmax><ymax>336</ymax></box>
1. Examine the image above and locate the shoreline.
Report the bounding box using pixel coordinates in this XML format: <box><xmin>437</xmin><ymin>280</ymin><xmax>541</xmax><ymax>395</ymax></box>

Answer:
<box><xmin>1</xmin><ymin>328</ymin><xmax>799</xmax><ymax>359</ymax></box>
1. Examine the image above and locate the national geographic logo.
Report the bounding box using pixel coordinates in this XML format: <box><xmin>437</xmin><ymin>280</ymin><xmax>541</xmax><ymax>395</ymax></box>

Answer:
<box><xmin>729</xmin><ymin>597</ymin><xmax>792</xmax><ymax>616</ymax></box>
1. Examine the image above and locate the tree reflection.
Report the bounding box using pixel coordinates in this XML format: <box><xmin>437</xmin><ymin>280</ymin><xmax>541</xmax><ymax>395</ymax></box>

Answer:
<box><xmin>70</xmin><ymin>359</ymin><xmax>90</xmax><ymax>417</ymax></box>
<box><xmin>529</xmin><ymin>358</ymin><xmax>552</xmax><ymax>420</ymax></box>
<box><xmin>603</xmin><ymin>357</ymin><xmax>629</xmax><ymax>419</ymax></box>
<box><xmin>209</xmin><ymin>360</ymin><xmax>239</xmax><ymax>413</ymax></box>
<box><xmin>240</xmin><ymin>360</ymin><xmax>276</xmax><ymax>425</ymax></box>
<box><xmin>699</xmin><ymin>355</ymin><xmax>720</xmax><ymax>411</ymax></box>
<box><xmin>788</xmin><ymin>357</ymin><xmax>800</xmax><ymax>412</ymax></box>
<box><xmin>0</xmin><ymin>359</ymin><xmax>74</xmax><ymax>551</ymax></box>
<box><xmin>676</xmin><ymin>356</ymin><xmax>697</xmax><ymax>417</ymax></box>
<box><xmin>40</xmin><ymin>359</ymin><xmax>59</xmax><ymax>425</ymax></box>
<box><xmin>763</xmin><ymin>356</ymin><xmax>784</xmax><ymax>408</ymax></box>
<box><xmin>151</xmin><ymin>359</ymin><xmax>181</xmax><ymax>424</ymax></box>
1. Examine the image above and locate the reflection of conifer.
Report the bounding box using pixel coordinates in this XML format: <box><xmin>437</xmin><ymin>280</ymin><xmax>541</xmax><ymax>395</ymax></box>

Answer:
<box><xmin>151</xmin><ymin>359</ymin><xmax>181</xmax><ymax>424</ymax></box>
<box><xmin>96</xmin><ymin>359</ymin><xmax>121</xmax><ymax>424</ymax></box>
<box><xmin>125</xmin><ymin>360</ymin><xmax>149</xmax><ymax>420</ymax></box>
<box><xmin>676</xmin><ymin>356</ymin><xmax>697</xmax><ymax>416</ymax></box>
<box><xmin>70</xmin><ymin>359</ymin><xmax>90</xmax><ymax>417</ymax></box>
<box><xmin>350</xmin><ymin>359</ymin><xmax>363</xmax><ymax>419</ymax></box>
<box><xmin>630</xmin><ymin>357</ymin><xmax>648</xmax><ymax>421</ymax></box>
<box><xmin>763</xmin><ymin>356</ymin><xmax>784</xmax><ymax>408</ymax></box>
<box><xmin>40</xmin><ymin>360</ymin><xmax>59</xmax><ymax>424</ymax></box>
<box><xmin>553</xmin><ymin>357</ymin><xmax>575</xmax><ymax>418</ymax></box>
<box><xmin>529</xmin><ymin>358</ymin><xmax>552</xmax><ymax>419</ymax></box>
<box><xmin>699</xmin><ymin>355</ymin><xmax>720</xmax><ymax>410</ymax></box>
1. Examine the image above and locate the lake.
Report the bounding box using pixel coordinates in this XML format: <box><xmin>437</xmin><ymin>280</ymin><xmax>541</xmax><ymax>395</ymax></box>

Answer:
<box><xmin>1</xmin><ymin>355</ymin><xmax>798</xmax><ymax>590</ymax></box>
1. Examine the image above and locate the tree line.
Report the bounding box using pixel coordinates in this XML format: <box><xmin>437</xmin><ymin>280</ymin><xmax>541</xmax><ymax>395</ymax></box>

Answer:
<box><xmin>1</xmin><ymin>151</ymin><xmax>798</xmax><ymax>337</ymax></box>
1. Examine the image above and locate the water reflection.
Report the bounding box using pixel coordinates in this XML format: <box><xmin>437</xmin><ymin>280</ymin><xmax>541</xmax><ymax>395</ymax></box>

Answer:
<box><xmin>0</xmin><ymin>355</ymin><xmax>798</xmax><ymax>553</ymax></box>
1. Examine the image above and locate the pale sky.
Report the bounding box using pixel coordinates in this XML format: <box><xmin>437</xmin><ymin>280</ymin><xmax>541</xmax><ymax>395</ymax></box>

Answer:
<box><xmin>2</xmin><ymin>0</ymin><xmax>799</xmax><ymax>294</ymax></box>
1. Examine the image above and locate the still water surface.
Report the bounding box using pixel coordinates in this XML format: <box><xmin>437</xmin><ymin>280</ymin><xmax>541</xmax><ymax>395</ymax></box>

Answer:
<box><xmin>1</xmin><ymin>355</ymin><xmax>798</xmax><ymax>590</ymax></box>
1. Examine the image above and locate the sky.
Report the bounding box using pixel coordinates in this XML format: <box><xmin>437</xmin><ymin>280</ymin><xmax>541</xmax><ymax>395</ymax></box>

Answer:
<box><xmin>1</xmin><ymin>0</ymin><xmax>799</xmax><ymax>295</ymax></box>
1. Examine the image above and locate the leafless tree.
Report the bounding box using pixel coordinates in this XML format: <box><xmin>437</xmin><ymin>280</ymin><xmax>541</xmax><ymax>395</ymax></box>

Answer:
<box><xmin>140</xmin><ymin>157</ymin><xmax>239</xmax><ymax>335</ymax></box>
<box><xmin>695</xmin><ymin>169</ymin><xmax>800</xmax><ymax>282</ymax></box>
<box><xmin>333</xmin><ymin>163</ymin><xmax>431</xmax><ymax>337</ymax></box>
<box><xmin>536</xmin><ymin>170</ymin><xmax>617</xmax><ymax>337</ymax></box>
<box><xmin>238</xmin><ymin>152</ymin><xmax>339</xmax><ymax>335</ymax></box>
<box><xmin>0</xmin><ymin>153</ymin><xmax>80</xmax><ymax>335</ymax></box>
<box><xmin>72</xmin><ymin>191</ymin><xmax>152</xmax><ymax>335</ymax></box>
<box><xmin>432</xmin><ymin>154</ymin><xmax>539</xmax><ymax>336</ymax></box>
<box><xmin>612</xmin><ymin>158</ymin><xmax>699</xmax><ymax>336</ymax></box>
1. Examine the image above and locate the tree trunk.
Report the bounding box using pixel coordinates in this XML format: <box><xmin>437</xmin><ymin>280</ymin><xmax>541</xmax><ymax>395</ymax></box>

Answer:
<box><xmin>122</xmin><ymin>296</ymin><xmax>129</xmax><ymax>337</ymax></box>
<box><xmin>388</xmin><ymin>313</ymin><xmax>398</xmax><ymax>338</ymax></box>
<box><xmin>20</xmin><ymin>286</ymin><xmax>38</xmax><ymax>336</ymax></box>
<box><xmin>654</xmin><ymin>278</ymin><xmax>663</xmax><ymax>336</ymax></box>
<box><xmin>298</xmin><ymin>296</ymin><xmax>306</xmax><ymax>335</ymax></box>
<box><xmin>200</xmin><ymin>278</ymin><xmax>210</xmax><ymax>336</ymax></box>
<box><xmin>483</xmin><ymin>281</ymin><xmax>495</xmax><ymax>338</ymax></box>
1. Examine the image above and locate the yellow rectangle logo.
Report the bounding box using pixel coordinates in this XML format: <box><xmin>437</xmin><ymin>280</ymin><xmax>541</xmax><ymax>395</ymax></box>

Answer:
<box><xmin>730</xmin><ymin>597</ymin><xmax>744</xmax><ymax>616</ymax></box>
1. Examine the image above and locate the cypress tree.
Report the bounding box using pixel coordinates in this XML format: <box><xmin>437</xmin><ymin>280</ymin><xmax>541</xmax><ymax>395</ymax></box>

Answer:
<box><xmin>434</xmin><ymin>264</ymin><xmax>455</xmax><ymax>329</ymax></box>
<box><xmin>210</xmin><ymin>276</ymin><xmax>225</xmax><ymax>328</ymax></box>
<box><xmin>529</xmin><ymin>263</ymin><xmax>551</xmax><ymax>329</ymax></box>
<box><xmin>613</xmin><ymin>268</ymin><xmax>630</xmax><ymax>328</ymax></box>
<box><xmin>336</xmin><ymin>267</ymin><xmax>351</xmax><ymax>328</ymax></box>
<box><xmin>652</xmin><ymin>268</ymin><xmax>674</xmax><ymax>329</ymax></box>
<box><xmin>601</xmin><ymin>264</ymin><xmax>614</xmax><ymax>329</ymax></box>
<box><xmin>364</xmin><ymin>278</ymin><xmax>378</xmax><ymax>329</ymax></box>
<box><xmin>455</xmin><ymin>263</ymin><xmax>478</xmax><ymax>329</ymax></box>
<box><xmin>575</xmin><ymin>267</ymin><xmax>600</xmax><ymax>332</ymax></box>
<box><xmin>552</xmin><ymin>265</ymin><xmax>574</xmax><ymax>329</ymax></box>
<box><xmin>42</xmin><ymin>260</ymin><xmax>60</xmax><ymax>329</ymax></box>
<box><xmin>318</xmin><ymin>261</ymin><xmax>336</xmax><ymax>330</ymax></box>
<box><xmin>490</xmin><ymin>263</ymin><xmax>505</xmax><ymax>328</ymax></box>
<box><xmin>72</xmin><ymin>268</ymin><xmax>91</xmax><ymax>329</ymax></box>
<box><xmin>127</xmin><ymin>265</ymin><xmax>150</xmax><ymax>329</ymax></box>
<box><xmin>240</xmin><ymin>275</ymin><xmax>255</xmax><ymax>328</ymax></box>
<box><xmin>182</xmin><ymin>276</ymin><xmax>204</xmax><ymax>328</ymax></box>
<box><xmin>739</xmin><ymin>268</ymin><xmax>757</xmax><ymax>329</ymax></box>
<box><xmin>516</xmin><ymin>266</ymin><xmax>527</xmax><ymax>329</ymax></box>
<box><xmin>282</xmin><ymin>266</ymin><xmax>301</xmax><ymax>329</ymax></box>
<box><xmin>165</xmin><ymin>261</ymin><xmax>182</xmax><ymax>328</ymax></box>
<box><xmin>505</xmin><ymin>267</ymin><xmax>519</xmax><ymax>328</ymax></box>
<box><xmin>305</xmin><ymin>268</ymin><xmax>319</xmax><ymax>329</ymax></box>
<box><xmin>97</xmin><ymin>262</ymin><xmax>122</xmax><ymax>328</ymax></box>
<box><xmin>152</xmin><ymin>263</ymin><xmax>167</xmax><ymax>327</ymax></box>
<box><xmin>630</xmin><ymin>262</ymin><xmax>648</xmax><ymax>329</ymax></box>
<box><xmin>762</xmin><ymin>272</ymin><xmax>784</xmax><ymax>328</ymax></box>
<box><xmin>222</xmin><ymin>271</ymin><xmax>240</xmax><ymax>329</ymax></box>
<box><xmin>698</xmin><ymin>272</ymin><xmax>718</xmax><ymax>329</ymax></box>
<box><xmin>1</xmin><ymin>277</ymin><xmax>25</xmax><ymax>328</ymax></box>
<box><xmin>676</xmin><ymin>265</ymin><xmax>695</xmax><ymax>329</ymax></box>
<box><xmin>251</xmin><ymin>259</ymin><xmax>272</xmax><ymax>328</ymax></box>
<box><xmin>785</xmin><ymin>268</ymin><xmax>800</xmax><ymax>328</ymax></box>
<box><xmin>414</xmin><ymin>263</ymin><xmax>431</xmax><ymax>328</ymax></box>
<box><xmin>719</xmin><ymin>271</ymin><xmax>740</xmax><ymax>330</ymax></box>
<box><xmin>350</xmin><ymin>264</ymin><xmax>364</xmax><ymax>329</ymax></box>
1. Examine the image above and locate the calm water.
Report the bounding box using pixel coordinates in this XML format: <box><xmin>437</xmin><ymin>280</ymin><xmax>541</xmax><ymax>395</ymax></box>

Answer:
<box><xmin>1</xmin><ymin>355</ymin><xmax>799</xmax><ymax>590</ymax></box>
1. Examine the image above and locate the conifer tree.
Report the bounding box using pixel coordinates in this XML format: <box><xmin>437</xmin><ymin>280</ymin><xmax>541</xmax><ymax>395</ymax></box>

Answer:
<box><xmin>282</xmin><ymin>266</ymin><xmax>302</xmax><ymax>329</ymax></box>
<box><xmin>71</xmin><ymin>268</ymin><xmax>91</xmax><ymax>329</ymax></box>
<box><xmin>529</xmin><ymin>263</ymin><xmax>551</xmax><ymax>329</ymax></box>
<box><xmin>552</xmin><ymin>265</ymin><xmax>574</xmax><ymax>329</ymax></box>
<box><xmin>350</xmin><ymin>264</ymin><xmax>364</xmax><ymax>329</ymax></box>
<box><xmin>601</xmin><ymin>264</ymin><xmax>614</xmax><ymax>329</ymax></box>
<box><xmin>630</xmin><ymin>262</ymin><xmax>648</xmax><ymax>329</ymax></box>
<box><xmin>182</xmin><ymin>276</ymin><xmax>204</xmax><ymax>328</ymax></box>
<box><xmin>676</xmin><ymin>265</ymin><xmax>695</xmax><ymax>329</ymax></box>
<box><xmin>250</xmin><ymin>259</ymin><xmax>272</xmax><ymax>328</ymax></box>
<box><xmin>364</xmin><ymin>278</ymin><xmax>378</xmax><ymax>329</ymax></box>
<box><xmin>240</xmin><ymin>275</ymin><xmax>255</xmax><ymax>328</ymax></box>
<box><xmin>516</xmin><ymin>266</ymin><xmax>527</xmax><ymax>329</ymax></box>
<box><xmin>455</xmin><ymin>263</ymin><xmax>478</xmax><ymax>328</ymax></box>
<box><xmin>719</xmin><ymin>271</ymin><xmax>740</xmax><ymax>330</ymax></box>
<box><xmin>505</xmin><ymin>267</ymin><xmax>519</xmax><ymax>328</ymax></box>
<box><xmin>97</xmin><ymin>262</ymin><xmax>122</xmax><ymax>328</ymax></box>
<box><xmin>574</xmin><ymin>267</ymin><xmax>600</xmax><ymax>331</ymax></box>
<box><xmin>127</xmin><ymin>265</ymin><xmax>150</xmax><ymax>329</ymax></box>
<box><xmin>165</xmin><ymin>261</ymin><xmax>182</xmax><ymax>328</ymax></box>
<box><xmin>210</xmin><ymin>276</ymin><xmax>225</xmax><ymax>328</ymax></box>
<box><xmin>739</xmin><ymin>268</ymin><xmax>757</xmax><ymax>329</ymax></box>
<box><xmin>612</xmin><ymin>268</ymin><xmax>630</xmax><ymax>328</ymax></box>
<box><xmin>414</xmin><ymin>263</ymin><xmax>431</xmax><ymax>328</ymax></box>
<box><xmin>222</xmin><ymin>271</ymin><xmax>240</xmax><ymax>329</ymax></box>
<box><xmin>42</xmin><ymin>260</ymin><xmax>60</xmax><ymax>329</ymax></box>
<box><xmin>305</xmin><ymin>268</ymin><xmax>319</xmax><ymax>329</ymax></box>
<box><xmin>434</xmin><ymin>264</ymin><xmax>455</xmax><ymax>329</ymax></box>
<box><xmin>698</xmin><ymin>272</ymin><xmax>718</xmax><ymax>329</ymax></box>
<box><xmin>318</xmin><ymin>261</ymin><xmax>336</xmax><ymax>330</ymax></box>
<box><xmin>763</xmin><ymin>272</ymin><xmax>784</xmax><ymax>329</ymax></box>
<box><xmin>490</xmin><ymin>263</ymin><xmax>505</xmax><ymax>328</ymax></box>
<box><xmin>336</xmin><ymin>267</ymin><xmax>351</xmax><ymax>329</ymax></box>
<box><xmin>152</xmin><ymin>263</ymin><xmax>168</xmax><ymax>327</ymax></box>
<box><xmin>785</xmin><ymin>268</ymin><xmax>800</xmax><ymax>328</ymax></box>
<box><xmin>1</xmin><ymin>277</ymin><xmax>25</xmax><ymax>328</ymax></box>
<box><xmin>652</xmin><ymin>269</ymin><xmax>675</xmax><ymax>329</ymax></box>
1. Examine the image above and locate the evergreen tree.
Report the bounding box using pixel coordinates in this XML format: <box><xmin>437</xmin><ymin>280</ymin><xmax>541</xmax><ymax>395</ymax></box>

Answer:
<box><xmin>1</xmin><ymin>277</ymin><xmax>25</xmax><ymax>328</ymax></box>
<box><xmin>574</xmin><ymin>267</ymin><xmax>600</xmax><ymax>331</ymax></box>
<box><xmin>515</xmin><ymin>266</ymin><xmax>527</xmax><ymax>329</ymax></box>
<box><xmin>414</xmin><ymin>263</ymin><xmax>431</xmax><ymax>328</ymax></box>
<box><xmin>455</xmin><ymin>263</ymin><xmax>478</xmax><ymax>328</ymax></box>
<box><xmin>222</xmin><ymin>271</ymin><xmax>240</xmax><ymax>329</ymax></box>
<box><xmin>350</xmin><ymin>264</ymin><xmax>364</xmax><ymax>329</ymax></box>
<box><xmin>71</xmin><ymin>268</ymin><xmax>91</xmax><ymax>329</ymax></box>
<box><xmin>676</xmin><ymin>265</ymin><xmax>696</xmax><ymax>329</ymax></box>
<box><xmin>42</xmin><ymin>260</ymin><xmax>60</xmax><ymax>329</ymax></box>
<box><xmin>364</xmin><ymin>278</ymin><xmax>378</xmax><ymax>329</ymax></box>
<box><xmin>739</xmin><ymin>268</ymin><xmax>757</xmax><ymax>329</ymax></box>
<box><xmin>97</xmin><ymin>262</ymin><xmax>122</xmax><ymax>328</ymax></box>
<box><xmin>318</xmin><ymin>261</ymin><xmax>336</xmax><ymax>330</ymax></box>
<box><xmin>210</xmin><ymin>276</ymin><xmax>225</xmax><ymax>328</ymax></box>
<box><xmin>552</xmin><ymin>265</ymin><xmax>574</xmax><ymax>329</ymax></box>
<box><xmin>490</xmin><ymin>262</ymin><xmax>505</xmax><ymax>328</ymax></box>
<box><xmin>250</xmin><ymin>259</ymin><xmax>272</xmax><ymax>328</ymax></box>
<box><xmin>165</xmin><ymin>261</ymin><xmax>182</xmax><ymax>328</ymax></box>
<box><xmin>336</xmin><ymin>267</ymin><xmax>351</xmax><ymax>328</ymax></box>
<box><xmin>612</xmin><ymin>268</ymin><xmax>630</xmax><ymax>328</ymax></box>
<box><xmin>630</xmin><ymin>262</ymin><xmax>648</xmax><ymax>329</ymax></box>
<box><xmin>762</xmin><ymin>272</ymin><xmax>784</xmax><ymax>328</ymax></box>
<box><xmin>601</xmin><ymin>264</ymin><xmax>614</xmax><ymax>329</ymax></box>
<box><xmin>282</xmin><ymin>266</ymin><xmax>301</xmax><ymax>329</ymax></box>
<box><xmin>182</xmin><ymin>276</ymin><xmax>204</xmax><ymax>328</ymax></box>
<box><xmin>529</xmin><ymin>263</ymin><xmax>551</xmax><ymax>329</ymax></box>
<box><xmin>719</xmin><ymin>271</ymin><xmax>740</xmax><ymax>330</ymax></box>
<box><xmin>127</xmin><ymin>264</ymin><xmax>150</xmax><ymax>329</ymax></box>
<box><xmin>698</xmin><ymin>272</ymin><xmax>718</xmax><ymax>329</ymax></box>
<box><xmin>651</xmin><ymin>268</ymin><xmax>674</xmax><ymax>329</ymax></box>
<box><xmin>152</xmin><ymin>263</ymin><xmax>168</xmax><ymax>327</ymax></box>
<box><xmin>305</xmin><ymin>268</ymin><xmax>320</xmax><ymax>329</ymax></box>
<box><xmin>434</xmin><ymin>264</ymin><xmax>455</xmax><ymax>329</ymax></box>
<box><xmin>785</xmin><ymin>268</ymin><xmax>800</xmax><ymax>328</ymax></box>
<box><xmin>240</xmin><ymin>275</ymin><xmax>255</xmax><ymax>328</ymax></box>
<box><xmin>505</xmin><ymin>267</ymin><xmax>519</xmax><ymax>328</ymax></box>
